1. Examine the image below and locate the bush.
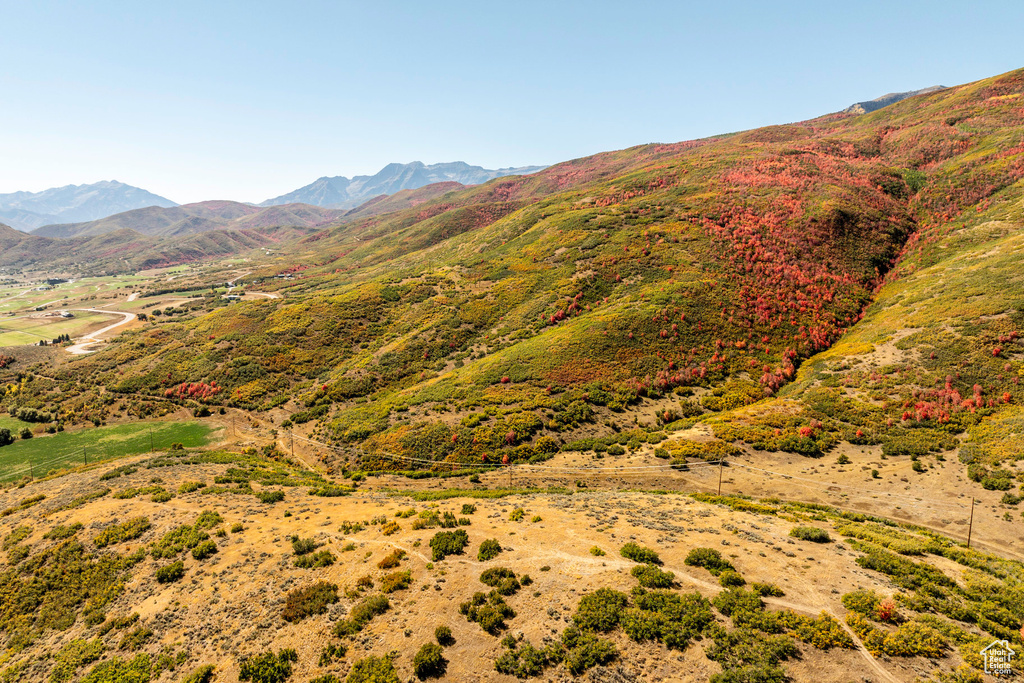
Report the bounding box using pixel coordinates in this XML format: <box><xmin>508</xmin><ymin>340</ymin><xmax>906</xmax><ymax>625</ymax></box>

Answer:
<box><xmin>478</xmin><ymin>538</ymin><xmax>502</xmax><ymax>561</ymax></box>
<box><xmin>460</xmin><ymin>504</ymin><xmax>476</xmax><ymax>514</ymax></box>
<box><xmin>631</xmin><ymin>564</ymin><xmax>675</xmax><ymax>588</ymax></box>
<box><xmin>509</xmin><ymin>508</ymin><xmax>525</xmax><ymax>522</ymax></box>
<box><xmin>684</xmin><ymin>547</ymin><xmax>734</xmax><ymax>576</ymax></box>
<box><xmin>790</xmin><ymin>526</ymin><xmax>831</xmax><ymax>543</ymax></box>
<box><xmin>377</xmin><ymin>549</ymin><xmax>406</xmax><ymax>569</ymax></box>
<box><xmin>623</xmin><ymin>591</ymin><xmax>715</xmax><ymax>650</ymax></box>
<box><xmin>429</xmin><ymin>529</ymin><xmax>468</xmax><ymax>561</ymax></box>
<box><xmin>291</xmin><ymin>536</ymin><xmax>318</xmax><ymax>555</ymax></box>
<box><xmin>495</xmin><ymin>639</ymin><xmax>550</xmax><ymax>678</ymax></box>
<box><xmin>751</xmin><ymin>583</ymin><xmax>784</xmax><ymax>597</ymax></box>
<box><xmin>294</xmin><ymin>550</ymin><xmax>336</xmax><ymax>569</ymax></box>
<box><xmin>346</xmin><ymin>656</ymin><xmax>399</xmax><ymax>683</ymax></box>
<box><xmin>841</xmin><ymin>590</ymin><xmax>881</xmax><ymax>617</ymax></box>
<box><xmin>719</xmin><ymin>570</ymin><xmax>746</xmax><ymax>587</ymax></box>
<box><xmin>480</xmin><ymin>567</ymin><xmax>521</xmax><ymax>595</ymax></box>
<box><xmin>256</xmin><ymin>490</ymin><xmax>285</xmax><ymax>503</ymax></box>
<box><xmin>706</xmin><ymin>628</ymin><xmax>797</xmax><ymax>683</ymax></box>
<box><xmin>93</xmin><ymin>517</ymin><xmax>151</xmax><ymax>548</ymax></box>
<box><xmin>590</xmin><ymin>546</ymin><xmax>606</xmax><ymax>556</ymax></box>
<box><xmin>412</xmin><ymin>642</ymin><xmax>446</xmax><ymax>679</ymax></box>
<box><xmin>178</xmin><ymin>481</ymin><xmax>206</xmax><ymax>494</ymax></box>
<box><xmin>282</xmin><ymin>581</ymin><xmax>339</xmax><ymax>622</ymax></box>
<box><xmin>334</xmin><ymin>595</ymin><xmax>390</xmax><ymax>636</ymax></box>
<box><xmin>182</xmin><ymin>664</ymin><xmax>216</xmax><ymax>683</ymax></box>
<box><xmin>155</xmin><ymin>561</ymin><xmax>184</xmax><ymax>583</ymax></box>
<box><xmin>561</xmin><ymin>627</ymin><xmax>618</xmax><ymax>675</ymax></box>
<box><xmin>381</xmin><ymin>570</ymin><xmax>412</xmax><ymax>593</ymax></box>
<box><xmin>238</xmin><ymin>649</ymin><xmax>298</xmax><ymax>683</ymax></box>
<box><xmin>191</xmin><ymin>540</ymin><xmax>217</xmax><ymax>560</ymax></box>
<box><xmin>573</xmin><ymin>588</ymin><xmax>629</xmax><ymax>632</ymax></box>
<box><xmin>435</xmin><ymin>625</ymin><xmax>454</xmax><ymax>646</ymax></box>
<box><xmin>460</xmin><ymin>591</ymin><xmax>515</xmax><ymax>634</ymax></box>
<box><xmin>620</xmin><ymin>542</ymin><xmax>661</xmax><ymax>565</ymax></box>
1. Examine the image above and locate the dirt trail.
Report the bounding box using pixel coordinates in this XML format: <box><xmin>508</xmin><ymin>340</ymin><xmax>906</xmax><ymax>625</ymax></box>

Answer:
<box><xmin>66</xmin><ymin>292</ymin><xmax>141</xmax><ymax>354</ymax></box>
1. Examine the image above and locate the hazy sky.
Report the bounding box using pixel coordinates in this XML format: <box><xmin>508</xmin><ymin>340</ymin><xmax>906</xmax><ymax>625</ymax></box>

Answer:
<box><xmin>3</xmin><ymin>1</ymin><xmax>1022</xmax><ymax>204</ymax></box>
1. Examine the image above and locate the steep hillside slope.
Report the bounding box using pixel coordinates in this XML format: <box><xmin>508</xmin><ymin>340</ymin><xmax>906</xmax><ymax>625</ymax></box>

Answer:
<box><xmin>19</xmin><ymin>68</ymin><xmax>1024</xmax><ymax>494</ymax></box>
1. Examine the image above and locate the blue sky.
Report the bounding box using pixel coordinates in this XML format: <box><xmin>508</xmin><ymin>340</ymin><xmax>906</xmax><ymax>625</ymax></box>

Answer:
<box><xmin>2</xmin><ymin>1</ymin><xmax>1022</xmax><ymax>203</ymax></box>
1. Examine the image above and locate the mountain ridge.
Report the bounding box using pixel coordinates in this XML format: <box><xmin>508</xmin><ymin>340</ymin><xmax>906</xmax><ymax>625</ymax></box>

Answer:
<box><xmin>842</xmin><ymin>85</ymin><xmax>947</xmax><ymax>114</ymax></box>
<box><xmin>0</xmin><ymin>180</ymin><xmax>177</xmax><ymax>231</ymax></box>
<box><xmin>260</xmin><ymin>160</ymin><xmax>546</xmax><ymax>209</ymax></box>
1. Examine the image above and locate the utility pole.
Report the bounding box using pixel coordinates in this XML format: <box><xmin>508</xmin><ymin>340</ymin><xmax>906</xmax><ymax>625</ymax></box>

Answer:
<box><xmin>718</xmin><ymin>459</ymin><xmax>724</xmax><ymax>495</ymax></box>
<box><xmin>149</xmin><ymin>428</ymin><xmax>154</xmax><ymax>452</ymax></box>
<box><xmin>290</xmin><ymin>432</ymin><xmax>295</xmax><ymax>459</ymax></box>
<box><xmin>967</xmin><ymin>497</ymin><xmax>975</xmax><ymax>549</ymax></box>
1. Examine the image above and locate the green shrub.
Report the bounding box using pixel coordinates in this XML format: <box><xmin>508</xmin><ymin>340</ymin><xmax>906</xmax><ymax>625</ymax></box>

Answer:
<box><xmin>712</xmin><ymin>589</ymin><xmax>764</xmax><ymax>618</ymax></box>
<box><xmin>631</xmin><ymin>564</ymin><xmax>675</xmax><ymax>588</ymax></box>
<box><xmin>789</xmin><ymin>526</ymin><xmax>831</xmax><ymax>543</ymax></box>
<box><xmin>93</xmin><ymin>517</ymin><xmax>151</xmax><ymax>548</ymax></box>
<box><xmin>80</xmin><ymin>655</ymin><xmax>152</xmax><ymax>683</ymax></box>
<box><xmin>346</xmin><ymin>656</ymin><xmax>399</xmax><ymax>683</ymax></box>
<box><xmin>560</xmin><ymin>627</ymin><xmax>618</xmax><ymax>675</ymax></box>
<box><xmin>623</xmin><ymin>591</ymin><xmax>715</xmax><ymax>650</ymax></box>
<box><xmin>334</xmin><ymin>595</ymin><xmax>390</xmax><ymax>636</ymax></box>
<box><xmin>620</xmin><ymin>542</ymin><xmax>661</xmax><ymax>565</ymax></box>
<box><xmin>590</xmin><ymin>546</ymin><xmax>606</xmax><ymax>556</ymax></box>
<box><xmin>573</xmin><ymin>588</ymin><xmax>629</xmax><ymax>632</ymax></box>
<box><xmin>429</xmin><ymin>529</ymin><xmax>468</xmax><ymax>561</ymax></box>
<box><xmin>460</xmin><ymin>504</ymin><xmax>476</xmax><ymax>514</ymax></box>
<box><xmin>477</xmin><ymin>538</ymin><xmax>502</xmax><ymax>561</ymax></box>
<box><xmin>182</xmin><ymin>664</ymin><xmax>215</xmax><ymax>683</ymax></box>
<box><xmin>294</xmin><ymin>550</ymin><xmax>335</xmax><ymax>569</ymax></box>
<box><xmin>435</xmin><ymin>625</ymin><xmax>454</xmax><ymax>646</ymax></box>
<box><xmin>291</xmin><ymin>536</ymin><xmax>318</xmax><ymax>555</ymax></box>
<box><xmin>412</xmin><ymin>642</ymin><xmax>446</xmax><ymax>679</ymax></box>
<box><xmin>685</xmin><ymin>547</ymin><xmax>734</xmax><ymax>576</ymax></box>
<box><xmin>155</xmin><ymin>561</ymin><xmax>184</xmax><ymax>583</ymax></box>
<box><xmin>495</xmin><ymin>639</ymin><xmax>550</xmax><ymax>678</ymax></box>
<box><xmin>191</xmin><ymin>540</ymin><xmax>217</xmax><ymax>560</ymax></box>
<box><xmin>238</xmin><ymin>649</ymin><xmax>298</xmax><ymax>683</ymax></box>
<box><xmin>706</xmin><ymin>627</ymin><xmax>797</xmax><ymax>683</ymax></box>
<box><xmin>480</xmin><ymin>567</ymin><xmax>521</xmax><ymax>595</ymax></box>
<box><xmin>509</xmin><ymin>508</ymin><xmax>525</xmax><ymax>522</ymax></box>
<box><xmin>48</xmin><ymin>638</ymin><xmax>105</xmax><ymax>683</ymax></box>
<box><xmin>751</xmin><ymin>583</ymin><xmax>784</xmax><ymax>597</ymax></box>
<box><xmin>841</xmin><ymin>590</ymin><xmax>881</xmax><ymax>617</ymax></box>
<box><xmin>460</xmin><ymin>591</ymin><xmax>515</xmax><ymax>634</ymax></box>
<box><xmin>377</xmin><ymin>549</ymin><xmax>406</xmax><ymax>569</ymax></box>
<box><xmin>283</xmin><ymin>581</ymin><xmax>338</xmax><ymax>622</ymax></box>
<box><xmin>43</xmin><ymin>522</ymin><xmax>83</xmax><ymax>540</ymax></box>
<box><xmin>256</xmin><ymin>490</ymin><xmax>285</xmax><ymax>503</ymax></box>
<box><xmin>719</xmin><ymin>570</ymin><xmax>746</xmax><ymax>587</ymax></box>
<box><xmin>178</xmin><ymin>481</ymin><xmax>206</xmax><ymax>494</ymax></box>
<box><xmin>118</xmin><ymin>625</ymin><xmax>152</xmax><ymax>651</ymax></box>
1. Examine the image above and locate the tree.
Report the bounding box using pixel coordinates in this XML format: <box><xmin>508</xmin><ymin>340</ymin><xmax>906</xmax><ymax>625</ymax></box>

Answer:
<box><xmin>0</xmin><ymin>429</ymin><xmax>13</xmax><ymax>447</ymax></box>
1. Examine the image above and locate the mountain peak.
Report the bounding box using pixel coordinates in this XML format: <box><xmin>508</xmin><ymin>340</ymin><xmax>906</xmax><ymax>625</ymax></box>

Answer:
<box><xmin>260</xmin><ymin>161</ymin><xmax>546</xmax><ymax>209</ymax></box>
<box><xmin>842</xmin><ymin>86</ymin><xmax>947</xmax><ymax>115</ymax></box>
<box><xmin>0</xmin><ymin>180</ymin><xmax>177</xmax><ymax>232</ymax></box>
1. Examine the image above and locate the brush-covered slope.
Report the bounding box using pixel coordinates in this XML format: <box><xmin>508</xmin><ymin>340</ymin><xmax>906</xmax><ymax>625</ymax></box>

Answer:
<box><xmin>1</xmin><ymin>449</ymin><xmax>1020</xmax><ymax>682</ymax></box>
<box><xmin>37</xmin><ymin>69</ymin><xmax>1024</xmax><ymax>486</ymax></box>
<box><xmin>32</xmin><ymin>201</ymin><xmax>343</xmax><ymax>239</ymax></box>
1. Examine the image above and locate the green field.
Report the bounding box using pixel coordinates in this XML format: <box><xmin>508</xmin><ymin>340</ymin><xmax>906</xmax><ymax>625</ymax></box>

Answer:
<box><xmin>0</xmin><ymin>421</ymin><xmax>215</xmax><ymax>480</ymax></box>
<box><xmin>0</xmin><ymin>311</ymin><xmax>114</xmax><ymax>346</ymax></box>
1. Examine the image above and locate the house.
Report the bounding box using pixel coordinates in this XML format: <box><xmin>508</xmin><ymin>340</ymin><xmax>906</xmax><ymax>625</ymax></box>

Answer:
<box><xmin>59</xmin><ymin>311</ymin><xmax>74</xmax><ymax>319</ymax></box>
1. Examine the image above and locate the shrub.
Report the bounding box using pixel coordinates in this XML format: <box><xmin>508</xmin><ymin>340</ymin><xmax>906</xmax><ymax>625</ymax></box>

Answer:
<box><xmin>412</xmin><ymin>642</ymin><xmax>446</xmax><ymax>679</ymax></box>
<box><xmin>841</xmin><ymin>590</ymin><xmax>881</xmax><ymax>617</ymax></box>
<box><xmin>590</xmin><ymin>546</ymin><xmax>606</xmax><ymax>556</ymax></box>
<box><xmin>318</xmin><ymin>643</ymin><xmax>347</xmax><ymax>667</ymax></box>
<box><xmin>178</xmin><ymin>481</ymin><xmax>206</xmax><ymax>494</ymax></box>
<box><xmin>256</xmin><ymin>490</ymin><xmax>285</xmax><ymax>503</ymax></box>
<box><xmin>282</xmin><ymin>581</ymin><xmax>339</xmax><ymax>622</ymax></box>
<box><xmin>706</xmin><ymin>627</ymin><xmax>797</xmax><ymax>683</ymax></box>
<box><xmin>378</xmin><ymin>549</ymin><xmax>406</xmax><ymax>569</ymax></box>
<box><xmin>712</xmin><ymin>589</ymin><xmax>764</xmax><ymax>618</ymax></box>
<box><xmin>294</xmin><ymin>550</ymin><xmax>335</xmax><ymax>569</ymax></box>
<box><xmin>118</xmin><ymin>625</ymin><xmax>153</xmax><ymax>651</ymax></box>
<box><xmin>381</xmin><ymin>520</ymin><xmax>400</xmax><ymax>535</ymax></box>
<box><xmin>155</xmin><ymin>561</ymin><xmax>185</xmax><ymax>583</ymax></box>
<box><xmin>719</xmin><ymin>570</ymin><xmax>746</xmax><ymax>587</ymax></box>
<box><xmin>191</xmin><ymin>540</ymin><xmax>217</xmax><ymax>560</ymax></box>
<box><xmin>381</xmin><ymin>570</ymin><xmax>412</xmax><ymax>593</ymax></box>
<box><xmin>231</xmin><ymin>523</ymin><xmax>245</xmax><ymax>533</ymax></box>
<box><xmin>751</xmin><ymin>583</ymin><xmax>784</xmax><ymax>597</ymax></box>
<box><xmin>623</xmin><ymin>591</ymin><xmax>715</xmax><ymax>650</ymax></box>
<box><xmin>620</xmin><ymin>542</ymin><xmax>661</xmax><ymax>565</ymax></box>
<box><xmin>460</xmin><ymin>504</ymin><xmax>476</xmax><ymax>515</ymax></box>
<box><xmin>573</xmin><ymin>588</ymin><xmax>629</xmax><ymax>632</ymax></box>
<box><xmin>291</xmin><ymin>536</ymin><xmax>318</xmax><ymax>555</ymax></box>
<box><xmin>182</xmin><ymin>664</ymin><xmax>216</xmax><ymax>683</ymax></box>
<box><xmin>480</xmin><ymin>567</ymin><xmax>521</xmax><ymax>595</ymax></box>
<box><xmin>238</xmin><ymin>649</ymin><xmax>298</xmax><ymax>683</ymax></box>
<box><xmin>460</xmin><ymin>591</ymin><xmax>515</xmax><ymax>633</ymax></box>
<box><xmin>334</xmin><ymin>595</ymin><xmax>389</xmax><ymax>636</ymax></box>
<box><xmin>346</xmin><ymin>656</ymin><xmax>399</xmax><ymax>683</ymax></box>
<box><xmin>685</xmin><ymin>547</ymin><xmax>734</xmax><ymax>576</ymax></box>
<box><xmin>429</xmin><ymin>529</ymin><xmax>468</xmax><ymax>561</ymax></box>
<box><xmin>49</xmin><ymin>638</ymin><xmax>105</xmax><ymax>683</ymax></box>
<box><xmin>93</xmin><ymin>517</ymin><xmax>151</xmax><ymax>548</ymax></box>
<box><xmin>435</xmin><ymin>625</ymin><xmax>454</xmax><ymax>646</ymax></box>
<box><xmin>509</xmin><ymin>508</ymin><xmax>525</xmax><ymax>522</ymax></box>
<box><xmin>495</xmin><ymin>639</ymin><xmax>550</xmax><ymax>678</ymax></box>
<box><xmin>789</xmin><ymin>526</ymin><xmax>831</xmax><ymax>543</ymax></box>
<box><xmin>478</xmin><ymin>538</ymin><xmax>502</xmax><ymax>561</ymax></box>
<box><xmin>631</xmin><ymin>564</ymin><xmax>675</xmax><ymax>588</ymax></box>
<box><xmin>561</xmin><ymin>627</ymin><xmax>618</xmax><ymax>675</ymax></box>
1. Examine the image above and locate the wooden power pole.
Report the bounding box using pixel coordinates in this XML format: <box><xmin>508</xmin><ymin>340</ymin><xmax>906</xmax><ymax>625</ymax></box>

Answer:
<box><xmin>718</xmin><ymin>459</ymin><xmax>724</xmax><ymax>495</ymax></box>
<box><xmin>967</xmin><ymin>497</ymin><xmax>975</xmax><ymax>549</ymax></box>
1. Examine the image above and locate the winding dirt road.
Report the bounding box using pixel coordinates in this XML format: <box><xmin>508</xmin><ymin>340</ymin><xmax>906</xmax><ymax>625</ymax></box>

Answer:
<box><xmin>66</xmin><ymin>292</ymin><xmax>141</xmax><ymax>355</ymax></box>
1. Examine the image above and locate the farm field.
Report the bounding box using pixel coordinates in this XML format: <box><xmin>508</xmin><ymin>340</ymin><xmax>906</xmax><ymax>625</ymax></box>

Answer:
<box><xmin>0</xmin><ymin>420</ymin><xmax>214</xmax><ymax>480</ymax></box>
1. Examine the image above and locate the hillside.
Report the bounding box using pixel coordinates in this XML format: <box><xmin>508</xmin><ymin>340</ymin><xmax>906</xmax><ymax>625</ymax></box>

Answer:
<box><xmin>4</xmin><ymin>67</ymin><xmax>1024</xmax><ymax>682</ymax></box>
<box><xmin>842</xmin><ymin>86</ymin><xmax>948</xmax><ymax>115</ymax></box>
<box><xmin>31</xmin><ymin>201</ymin><xmax>344</xmax><ymax>239</ymax></box>
<box><xmin>0</xmin><ymin>181</ymin><xmax>176</xmax><ymax>232</ymax></box>
<box><xmin>261</xmin><ymin>162</ymin><xmax>546</xmax><ymax>209</ymax></box>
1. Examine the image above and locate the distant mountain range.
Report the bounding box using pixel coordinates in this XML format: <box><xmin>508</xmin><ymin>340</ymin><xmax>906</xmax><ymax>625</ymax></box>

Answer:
<box><xmin>31</xmin><ymin>201</ymin><xmax>345</xmax><ymax>239</ymax></box>
<box><xmin>260</xmin><ymin>161</ymin><xmax>546</xmax><ymax>209</ymax></box>
<box><xmin>842</xmin><ymin>86</ymin><xmax>947</xmax><ymax>115</ymax></box>
<box><xmin>0</xmin><ymin>180</ymin><xmax>177</xmax><ymax>232</ymax></box>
